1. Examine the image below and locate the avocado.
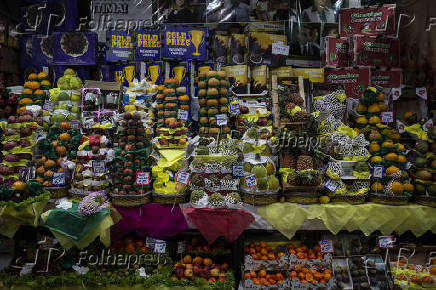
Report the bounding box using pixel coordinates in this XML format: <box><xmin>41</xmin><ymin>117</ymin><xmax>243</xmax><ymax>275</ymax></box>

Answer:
<box><xmin>428</xmin><ymin>184</ymin><xmax>436</xmax><ymax>196</ymax></box>
<box><xmin>415</xmin><ymin>157</ymin><xmax>428</xmax><ymax>168</ymax></box>
<box><xmin>415</xmin><ymin>183</ymin><xmax>427</xmax><ymax>195</ymax></box>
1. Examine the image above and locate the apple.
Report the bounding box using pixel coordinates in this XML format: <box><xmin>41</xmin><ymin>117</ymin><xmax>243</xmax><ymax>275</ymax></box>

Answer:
<box><xmin>218</xmin><ymin>274</ymin><xmax>226</xmax><ymax>281</ymax></box>
<box><xmin>203</xmin><ymin>245</ymin><xmax>210</xmax><ymax>252</ymax></box>
<box><xmin>170</xmin><ymin>276</ymin><xmax>178</xmax><ymax>281</ymax></box>
<box><xmin>203</xmin><ymin>258</ymin><xmax>212</xmax><ymax>266</ymax></box>
<box><xmin>183</xmin><ymin>255</ymin><xmax>192</xmax><ymax>264</ymax></box>
<box><xmin>125</xmin><ymin>144</ymin><xmax>133</xmax><ymax>151</ymax></box>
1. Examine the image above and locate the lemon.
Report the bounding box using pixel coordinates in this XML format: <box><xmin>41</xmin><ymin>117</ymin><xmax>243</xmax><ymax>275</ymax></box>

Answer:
<box><xmin>319</xmin><ymin>196</ymin><xmax>330</xmax><ymax>204</ymax></box>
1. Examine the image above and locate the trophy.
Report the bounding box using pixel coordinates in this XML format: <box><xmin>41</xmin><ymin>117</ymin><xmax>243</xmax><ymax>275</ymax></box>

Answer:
<box><xmin>123</xmin><ymin>64</ymin><xmax>135</xmax><ymax>86</ymax></box>
<box><xmin>147</xmin><ymin>65</ymin><xmax>161</xmax><ymax>84</ymax></box>
<box><xmin>172</xmin><ymin>66</ymin><xmax>186</xmax><ymax>85</ymax></box>
<box><xmin>189</xmin><ymin>30</ymin><xmax>204</xmax><ymax>56</ymax></box>
<box><xmin>114</xmin><ymin>70</ymin><xmax>123</xmax><ymax>83</ymax></box>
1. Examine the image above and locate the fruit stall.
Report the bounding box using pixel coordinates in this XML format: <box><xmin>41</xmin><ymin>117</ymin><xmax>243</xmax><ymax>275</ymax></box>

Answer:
<box><xmin>1</xmin><ymin>1</ymin><xmax>436</xmax><ymax>289</ymax></box>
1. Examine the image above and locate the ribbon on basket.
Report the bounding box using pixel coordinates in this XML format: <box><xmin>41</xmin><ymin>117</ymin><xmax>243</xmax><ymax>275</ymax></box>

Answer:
<box><xmin>111</xmin><ymin>203</ymin><xmax>188</xmax><ymax>241</ymax></box>
<box><xmin>182</xmin><ymin>207</ymin><xmax>255</xmax><ymax>243</ymax></box>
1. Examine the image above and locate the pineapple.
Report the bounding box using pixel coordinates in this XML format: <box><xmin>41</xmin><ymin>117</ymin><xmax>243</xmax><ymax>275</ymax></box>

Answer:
<box><xmin>287</xmin><ymin>171</ymin><xmax>296</xmax><ymax>185</ymax></box>
<box><xmin>285</xmin><ymin>102</ymin><xmax>297</xmax><ymax>111</ymax></box>
<box><xmin>290</xmin><ymin>93</ymin><xmax>304</xmax><ymax>106</ymax></box>
<box><xmin>281</xmin><ymin>154</ymin><xmax>296</xmax><ymax>169</ymax></box>
<box><xmin>297</xmin><ymin>155</ymin><xmax>313</xmax><ymax>170</ymax></box>
<box><xmin>296</xmin><ymin>170</ymin><xmax>320</xmax><ymax>186</ymax></box>
<box><xmin>293</xmin><ymin>111</ymin><xmax>308</xmax><ymax>122</ymax></box>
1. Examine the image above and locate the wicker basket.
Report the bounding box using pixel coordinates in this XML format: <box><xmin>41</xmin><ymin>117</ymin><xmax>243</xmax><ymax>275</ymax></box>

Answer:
<box><xmin>331</xmin><ymin>194</ymin><xmax>367</xmax><ymax>204</ymax></box>
<box><xmin>44</xmin><ymin>186</ymin><xmax>70</xmax><ymax>198</ymax></box>
<box><xmin>413</xmin><ymin>195</ymin><xmax>436</xmax><ymax>208</ymax></box>
<box><xmin>283</xmin><ymin>192</ymin><xmax>320</xmax><ymax>204</ymax></box>
<box><xmin>369</xmin><ymin>192</ymin><xmax>409</xmax><ymax>206</ymax></box>
<box><xmin>242</xmin><ymin>190</ymin><xmax>279</xmax><ymax>206</ymax></box>
<box><xmin>110</xmin><ymin>191</ymin><xmax>152</xmax><ymax>207</ymax></box>
<box><xmin>152</xmin><ymin>191</ymin><xmax>187</xmax><ymax>205</ymax></box>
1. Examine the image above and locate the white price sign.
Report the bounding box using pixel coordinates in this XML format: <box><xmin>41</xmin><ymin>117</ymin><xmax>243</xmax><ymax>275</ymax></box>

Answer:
<box><xmin>154</xmin><ymin>239</ymin><xmax>166</xmax><ymax>253</ymax></box>
<box><xmin>176</xmin><ymin>171</ymin><xmax>190</xmax><ymax>185</ymax></box>
<box><xmin>373</xmin><ymin>165</ymin><xmax>384</xmax><ymax>179</ymax></box>
<box><xmin>52</xmin><ymin>172</ymin><xmax>65</xmax><ymax>186</ymax></box>
<box><xmin>391</xmin><ymin>88</ymin><xmax>401</xmax><ymax>100</ymax></box>
<box><xmin>325</xmin><ymin>179</ymin><xmax>339</xmax><ymax>192</ymax></box>
<box><xmin>245</xmin><ymin>174</ymin><xmax>257</xmax><ymax>188</ymax></box>
<box><xmin>177</xmin><ymin>241</ymin><xmax>186</xmax><ymax>254</ymax></box>
<box><xmin>177</xmin><ymin>109</ymin><xmax>189</xmax><ymax>121</ymax></box>
<box><xmin>381</xmin><ymin>112</ymin><xmax>393</xmax><ymax>123</ymax></box>
<box><xmin>416</xmin><ymin>87</ymin><xmax>427</xmax><ymax>100</ymax></box>
<box><xmin>71</xmin><ymin>120</ymin><xmax>80</xmax><ymax>129</ymax></box>
<box><xmin>136</xmin><ymin>172</ymin><xmax>150</xmax><ymax>185</ymax></box>
<box><xmin>230</xmin><ymin>103</ymin><xmax>240</xmax><ymax>116</ymax></box>
<box><xmin>232</xmin><ymin>163</ymin><xmax>245</xmax><ymax>178</ymax></box>
<box><xmin>378</xmin><ymin>236</ymin><xmax>394</xmax><ymax>248</ymax></box>
<box><xmin>145</xmin><ymin>236</ymin><xmax>155</xmax><ymax>249</ymax></box>
<box><xmin>44</xmin><ymin>100</ymin><xmax>54</xmax><ymax>112</ymax></box>
<box><xmin>216</xmin><ymin>114</ymin><xmax>227</xmax><ymax>126</ymax></box>
<box><xmin>319</xmin><ymin>240</ymin><xmax>334</xmax><ymax>253</ymax></box>
<box><xmin>272</xmin><ymin>42</ymin><xmax>290</xmax><ymax>56</ymax></box>
<box><xmin>92</xmin><ymin>160</ymin><xmax>106</xmax><ymax>174</ymax></box>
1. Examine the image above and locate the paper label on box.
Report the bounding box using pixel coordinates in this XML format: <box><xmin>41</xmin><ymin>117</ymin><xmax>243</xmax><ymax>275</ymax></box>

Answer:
<box><xmin>154</xmin><ymin>239</ymin><xmax>166</xmax><ymax>253</ymax></box>
<box><xmin>216</xmin><ymin>114</ymin><xmax>227</xmax><ymax>126</ymax></box>
<box><xmin>373</xmin><ymin>165</ymin><xmax>384</xmax><ymax>179</ymax></box>
<box><xmin>177</xmin><ymin>241</ymin><xmax>186</xmax><ymax>254</ymax></box>
<box><xmin>378</xmin><ymin>236</ymin><xmax>394</xmax><ymax>248</ymax></box>
<box><xmin>232</xmin><ymin>163</ymin><xmax>245</xmax><ymax>178</ymax></box>
<box><xmin>44</xmin><ymin>100</ymin><xmax>54</xmax><ymax>112</ymax></box>
<box><xmin>92</xmin><ymin>160</ymin><xmax>106</xmax><ymax>174</ymax></box>
<box><xmin>176</xmin><ymin>171</ymin><xmax>190</xmax><ymax>185</ymax></box>
<box><xmin>272</xmin><ymin>42</ymin><xmax>290</xmax><ymax>56</ymax></box>
<box><xmin>245</xmin><ymin>174</ymin><xmax>257</xmax><ymax>188</ymax></box>
<box><xmin>319</xmin><ymin>240</ymin><xmax>334</xmax><ymax>253</ymax></box>
<box><xmin>71</xmin><ymin>120</ymin><xmax>80</xmax><ymax>129</ymax></box>
<box><xmin>230</xmin><ymin>103</ymin><xmax>240</xmax><ymax>116</ymax></box>
<box><xmin>146</xmin><ymin>236</ymin><xmax>155</xmax><ymax>249</ymax></box>
<box><xmin>391</xmin><ymin>88</ymin><xmax>401</xmax><ymax>100</ymax></box>
<box><xmin>177</xmin><ymin>109</ymin><xmax>188</xmax><ymax>121</ymax></box>
<box><xmin>136</xmin><ymin>172</ymin><xmax>150</xmax><ymax>185</ymax></box>
<box><xmin>52</xmin><ymin>172</ymin><xmax>65</xmax><ymax>186</ymax></box>
<box><xmin>325</xmin><ymin>179</ymin><xmax>339</xmax><ymax>192</ymax></box>
<box><xmin>416</xmin><ymin>87</ymin><xmax>427</xmax><ymax>100</ymax></box>
<box><xmin>381</xmin><ymin>112</ymin><xmax>393</xmax><ymax>123</ymax></box>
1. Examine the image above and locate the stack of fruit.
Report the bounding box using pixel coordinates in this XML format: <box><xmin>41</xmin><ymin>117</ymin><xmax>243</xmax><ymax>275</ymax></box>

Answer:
<box><xmin>410</xmin><ymin>129</ymin><xmax>436</xmax><ymax>204</ymax></box>
<box><xmin>198</xmin><ymin>70</ymin><xmax>231</xmax><ymax>135</ymax></box>
<box><xmin>391</xmin><ymin>263</ymin><xmax>436</xmax><ymax>288</ymax></box>
<box><xmin>36</xmin><ymin>125</ymin><xmax>82</xmax><ymax>187</ymax></box>
<box><xmin>289</xmin><ymin>264</ymin><xmax>333</xmax><ymax>287</ymax></box>
<box><xmin>0</xmin><ymin>111</ymin><xmax>38</xmax><ymax>185</ymax></box>
<box><xmin>155</xmin><ymin>79</ymin><xmax>188</xmax><ymax>147</ymax></box>
<box><xmin>47</xmin><ymin>69</ymin><xmax>82</xmax><ymax>125</ymax></box>
<box><xmin>278</xmin><ymin>85</ymin><xmax>308</xmax><ymax>124</ymax></box>
<box><xmin>244</xmin><ymin>241</ymin><xmax>287</xmax><ymax>270</ymax></box>
<box><xmin>19</xmin><ymin>72</ymin><xmax>50</xmax><ymax>114</ymax></box>
<box><xmin>285</xmin><ymin>154</ymin><xmax>321</xmax><ymax>187</ymax></box>
<box><xmin>112</xmin><ymin>112</ymin><xmax>151</xmax><ymax>197</ymax></box>
<box><xmin>236</xmin><ymin>104</ymin><xmax>271</xmax><ymax>133</ymax></box>
<box><xmin>171</xmin><ymin>255</ymin><xmax>230</xmax><ymax>283</ymax></box>
<box><xmin>243</xmin><ymin>270</ymin><xmax>286</xmax><ymax>287</ymax></box>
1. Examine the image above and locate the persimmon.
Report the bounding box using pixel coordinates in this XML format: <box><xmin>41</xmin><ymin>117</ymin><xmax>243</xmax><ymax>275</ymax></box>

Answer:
<box><xmin>268</xmin><ymin>279</ymin><xmax>276</xmax><ymax>285</ymax></box>
<box><xmin>297</xmin><ymin>252</ymin><xmax>305</xmax><ymax>259</ymax></box>
<box><xmin>308</xmin><ymin>253</ymin><xmax>316</xmax><ymax>259</ymax></box>
<box><xmin>276</xmin><ymin>273</ymin><xmax>284</xmax><ymax>280</ymax></box>
<box><xmin>324</xmin><ymin>273</ymin><xmax>332</xmax><ymax>281</ymax></box>
<box><xmin>294</xmin><ymin>264</ymin><xmax>302</xmax><ymax>271</ymax></box>
<box><xmin>260</xmin><ymin>241</ymin><xmax>267</xmax><ymax>247</ymax></box>
<box><xmin>320</xmin><ymin>279</ymin><xmax>326</xmax><ymax>284</ymax></box>
<box><xmin>260</xmin><ymin>248</ymin><xmax>268</xmax><ymax>255</ymax></box>
<box><xmin>298</xmin><ymin>272</ymin><xmax>305</xmax><ymax>280</ymax></box>
<box><xmin>306</xmin><ymin>273</ymin><xmax>314</xmax><ymax>282</ymax></box>
<box><xmin>301</xmin><ymin>280</ymin><xmax>308</xmax><ymax>283</ymax></box>
<box><xmin>289</xmin><ymin>249</ymin><xmax>296</xmax><ymax>255</ymax></box>
<box><xmin>249</xmin><ymin>242</ymin><xmax>255</xmax><ymax>248</ymax></box>
<box><xmin>258</xmin><ymin>270</ymin><xmax>266</xmax><ymax>277</ymax></box>
<box><xmin>252</xmin><ymin>278</ymin><xmax>260</xmax><ymax>284</ymax></box>
<box><xmin>125</xmin><ymin>243</ymin><xmax>136</xmax><ymax>254</ymax></box>
<box><xmin>36</xmin><ymin>177</ymin><xmax>44</xmax><ymax>183</ymax></box>
<box><xmin>259</xmin><ymin>278</ymin><xmax>267</xmax><ymax>285</ymax></box>
<box><xmin>302</xmin><ymin>267</ymin><xmax>309</xmax><ymax>273</ymax></box>
<box><xmin>244</xmin><ymin>272</ymin><xmax>251</xmax><ymax>280</ymax></box>
<box><xmin>286</xmin><ymin>243</ymin><xmax>295</xmax><ymax>249</ymax></box>
<box><xmin>266</xmin><ymin>246</ymin><xmax>272</xmax><ymax>252</ymax></box>
<box><xmin>324</xmin><ymin>269</ymin><xmax>332</xmax><ymax>275</ymax></box>
<box><xmin>301</xmin><ymin>245</ymin><xmax>308</xmax><ymax>251</ymax></box>
<box><xmin>277</xmin><ymin>252</ymin><xmax>285</xmax><ymax>258</ymax></box>
<box><xmin>249</xmin><ymin>248</ymin><xmax>256</xmax><ymax>255</ymax></box>
<box><xmin>255</xmin><ymin>246</ymin><xmax>261</xmax><ymax>252</ymax></box>
<box><xmin>249</xmin><ymin>270</ymin><xmax>256</xmax><ymax>278</ymax></box>
<box><xmin>290</xmin><ymin>271</ymin><xmax>297</xmax><ymax>278</ymax></box>
<box><xmin>296</xmin><ymin>247</ymin><xmax>304</xmax><ymax>253</ymax></box>
<box><xmin>313</xmin><ymin>245</ymin><xmax>320</xmax><ymax>252</ymax></box>
<box><xmin>261</xmin><ymin>255</ymin><xmax>268</xmax><ymax>260</ymax></box>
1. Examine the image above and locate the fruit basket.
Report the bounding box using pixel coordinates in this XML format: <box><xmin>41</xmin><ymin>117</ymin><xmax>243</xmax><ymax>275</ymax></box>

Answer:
<box><xmin>244</xmin><ymin>242</ymin><xmax>289</xmax><ymax>271</ymax></box>
<box><xmin>368</xmin><ymin>192</ymin><xmax>409</xmax><ymax>205</ymax></box>
<box><xmin>110</xmin><ymin>191</ymin><xmax>152</xmax><ymax>207</ymax></box>
<box><xmin>242</xmin><ymin>188</ymin><xmax>279</xmax><ymax>206</ymax></box>
<box><xmin>331</xmin><ymin>193</ymin><xmax>367</xmax><ymax>204</ymax></box>
<box><xmin>282</xmin><ymin>191</ymin><xmax>321</xmax><ymax>204</ymax></box>
<box><xmin>44</xmin><ymin>185</ymin><xmax>71</xmax><ymax>198</ymax></box>
<box><xmin>152</xmin><ymin>190</ymin><xmax>187</xmax><ymax>205</ymax></box>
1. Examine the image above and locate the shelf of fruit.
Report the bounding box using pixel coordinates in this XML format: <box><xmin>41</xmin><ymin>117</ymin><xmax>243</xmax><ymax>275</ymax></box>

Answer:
<box><xmin>19</xmin><ymin>71</ymin><xmax>50</xmax><ymax>116</ymax></box>
<box><xmin>198</xmin><ymin>70</ymin><xmax>231</xmax><ymax>136</ymax></box>
<box><xmin>155</xmin><ymin>79</ymin><xmax>189</xmax><ymax>148</ymax></box>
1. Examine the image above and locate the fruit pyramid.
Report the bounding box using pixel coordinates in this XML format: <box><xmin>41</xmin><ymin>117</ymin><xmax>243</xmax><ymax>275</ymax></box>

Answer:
<box><xmin>20</xmin><ymin>72</ymin><xmax>50</xmax><ymax>115</ymax></box>
<box><xmin>112</xmin><ymin>112</ymin><xmax>152</xmax><ymax>196</ymax></box>
<box><xmin>198</xmin><ymin>70</ymin><xmax>231</xmax><ymax>135</ymax></box>
<box><xmin>156</xmin><ymin>79</ymin><xmax>188</xmax><ymax>147</ymax></box>
<box><xmin>410</xmin><ymin>130</ymin><xmax>436</xmax><ymax>197</ymax></box>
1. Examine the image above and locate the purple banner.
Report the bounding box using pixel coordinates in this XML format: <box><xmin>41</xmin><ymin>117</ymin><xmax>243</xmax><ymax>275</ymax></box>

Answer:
<box><xmin>162</xmin><ymin>26</ymin><xmax>207</xmax><ymax>60</ymax></box>
<box><xmin>107</xmin><ymin>30</ymin><xmax>134</xmax><ymax>62</ymax></box>
<box><xmin>53</xmin><ymin>31</ymin><xmax>96</xmax><ymax>65</ymax></box>
<box><xmin>135</xmin><ymin>29</ymin><xmax>161</xmax><ymax>61</ymax></box>
<box><xmin>32</xmin><ymin>35</ymin><xmax>53</xmax><ymax>67</ymax></box>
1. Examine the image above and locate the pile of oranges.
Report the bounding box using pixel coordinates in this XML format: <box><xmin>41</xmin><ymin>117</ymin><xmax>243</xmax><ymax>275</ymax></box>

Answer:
<box><xmin>244</xmin><ymin>270</ymin><xmax>285</xmax><ymax>285</ymax></box>
<box><xmin>289</xmin><ymin>264</ymin><xmax>332</xmax><ymax>284</ymax></box>
<box><xmin>286</xmin><ymin>244</ymin><xmax>325</xmax><ymax>260</ymax></box>
<box><xmin>244</xmin><ymin>241</ymin><xmax>286</xmax><ymax>260</ymax></box>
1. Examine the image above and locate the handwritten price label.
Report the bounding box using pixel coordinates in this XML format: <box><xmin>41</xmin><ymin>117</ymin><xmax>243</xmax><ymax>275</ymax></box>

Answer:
<box><xmin>272</xmin><ymin>42</ymin><xmax>290</xmax><ymax>56</ymax></box>
<box><xmin>325</xmin><ymin>179</ymin><xmax>339</xmax><ymax>192</ymax></box>
<box><xmin>230</xmin><ymin>104</ymin><xmax>240</xmax><ymax>116</ymax></box>
<box><xmin>373</xmin><ymin>165</ymin><xmax>384</xmax><ymax>179</ymax></box>
<box><xmin>136</xmin><ymin>172</ymin><xmax>150</xmax><ymax>185</ymax></box>
<box><xmin>52</xmin><ymin>172</ymin><xmax>65</xmax><ymax>186</ymax></box>
<box><xmin>177</xmin><ymin>241</ymin><xmax>186</xmax><ymax>254</ymax></box>
<box><xmin>319</xmin><ymin>240</ymin><xmax>334</xmax><ymax>253</ymax></box>
<box><xmin>245</xmin><ymin>174</ymin><xmax>257</xmax><ymax>188</ymax></box>
<box><xmin>216</xmin><ymin>114</ymin><xmax>227</xmax><ymax>126</ymax></box>
<box><xmin>70</xmin><ymin>120</ymin><xmax>80</xmax><ymax>129</ymax></box>
<box><xmin>92</xmin><ymin>160</ymin><xmax>106</xmax><ymax>174</ymax></box>
<box><xmin>177</xmin><ymin>109</ymin><xmax>189</xmax><ymax>121</ymax></box>
<box><xmin>176</xmin><ymin>171</ymin><xmax>190</xmax><ymax>185</ymax></box>
<box><xmin>416</xmin><ymin>87</ymin><xmax>427</xmax><ymax>100</ymax></box>
<box><xmin>378</xmin><ymin>236</ymin><xmax>394</xmax><ymax>248</ymax></box>
<box><xmin>154</xmin><ymin>239</ymin><xmax>166</xmax><ymax>253</ymax></box>
<box><xmin>232</xmin><ymin>163</ymin><xmax>245</xmax><ymax>178</ymax></box>
<box><xmin>146</xmin><ymin>236</ymin><xmax>155</xmax><ymax>249</ymax></box>
<box><xmin>381</xmin><ymin>111</ymin><xmax>393</xmax><ymax>123</ymax></box>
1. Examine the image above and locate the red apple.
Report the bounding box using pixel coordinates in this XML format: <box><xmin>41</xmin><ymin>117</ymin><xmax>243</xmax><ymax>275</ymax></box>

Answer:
<box><xmin>218</xmin><ymin>274</ymin><xmax>226</xmax><ymax>281</ymax></box>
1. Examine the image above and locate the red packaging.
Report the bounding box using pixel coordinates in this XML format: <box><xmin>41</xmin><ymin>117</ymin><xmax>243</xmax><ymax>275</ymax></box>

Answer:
<box><xmin>325</xmin><ymin>37</ymin><xmax>349</xmax><ymax>67</ymax></box>
<box><xmin>339</xmin><ymin>5</ymin><xmax>396</xmax><ymax>37</ymax></box>
<box><xmin>371</xmin><ymin>69</ymin><xmax>402</xmax><ymax>88</ymax></box>
<box><xmin>352</xmin><ymin>36</ymin><xmax>400</xmax><ymax>67</ymax></box>
<box><xmin>324</xmin><ymin>67</ymin><xmax>371</xmax><ymax>99</ymax></box>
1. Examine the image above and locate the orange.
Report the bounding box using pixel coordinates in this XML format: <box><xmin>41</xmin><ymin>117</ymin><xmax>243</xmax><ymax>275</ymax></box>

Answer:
<box><xmin>260</xmin><ymin>248</ymin><xmax>268</xmax><ymax>255</ymax></box>
<box><xmin>302</xmin><ymin>267</ymin><xmax>309</xmax><ymax>273</ymax></box>
<box><xmin>289</xmin><ymin>249</ymin><xmax>296</xmax><ymax>255</ymax></box>
<box><xmin>261</xmin><ymin>255</ymin><xmax>268</xmax><ymax>260</ymax></box>
<box><xmin>290</xmin><ymin>271</ymin><xmax>297</xmax><ymax>278</ymax></box>
<box><xmin>258</xmin><ymin>270</ymin><xmax>266</xmax><ymax>277</ymax></box>
<box><xmin>244</xmin><ymin>272</ymin><xmax>250</xmax><ymax>280</ymax></box>
<box><xmin>249</xmin><ymin>270</ymin><xmax>256</xmax><ymax>278</ymax></box>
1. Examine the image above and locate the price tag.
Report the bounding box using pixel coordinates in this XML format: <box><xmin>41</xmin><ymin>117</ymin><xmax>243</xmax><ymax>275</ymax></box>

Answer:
<box><xmin>416</xmin><ymin>87</ymin><xmax>427</xmax><ymax>100</ymax></box>
<box><xmin>70</xmin><ymin>120</ymin><xmax>80</xmax><ymax>129</ymax></box>
<box><xmin>92</xmin><ymin>160</ymin><xmax>106</xmax><ymax>174</ymax></box>
<box><xmin>176</xmin><ymin>171</ymin><xmax>190</xmax><ymax>185</ymax></box>
<box><xmin>230</xmin><ymin>103</ymin><xmax>240</xmax><ymax>116</ymax></box>
<box><xmin>325</xmin><ymin>179</ymin><xmax>339</xmax><ymax>192</ymax></box>
<box><xmin>216</xmin><ymin>114</ymin><xmax>227</xmax><ymax>126</ymax></box>
<box><xmin>44</xmin><ymin>100</ymin><xmax>54</xmax><ymax>112</ymax></box>
<box><xmin>154</xmin><ymin>239</ymin><xmax>166</xmax><ymax>253</ymax></box>
<box><xmin>177</xmin><ymin>241</ymin><xmax>186</xmax><ymax>254</ymax></box>
<box><xmin>52</xmin><ymin>172</ymin><xmax>65</xmax><ymax>186</ymax></box>
<box><xmin>272</xmin><ymin>42</ymin><xmax>290</xmax><ymax>56</ymax></box>
<box><xmin>319</xmin><ymin>240</ymin><xmax>334</xmax><ymax>253</ymax></box>
<box><xmin>391</xmin><ymin>88</ymin><xmax>401</xmax><ymax>100</ymax></box>
<box><xmin>373</xmin><ymin>165</ymin><xmax>384</xmax><ymax>179</ymax></box>
<box><xmin>136</xmin><ymin>172</ymin><xmax>150</xmax><ymax>185</ymax></box>
<box><xmin>146</xmin><ymin>236</ymin><xmax>155</xmax><ymax>249</ymax></box>
<box><xmin>177</xmin><ymin>109</ymin><xmax>188</xmax><ymax>121</ymax></box>
<box><xmin>381</xmin><ymin>111</ymin><xmax>393</xmax><ymax>123</ymax></box>
<box><xmin>378</xmin><ymin>236</ymin><xmax>394</xmax><ymax>248</ymax></box>
<box><xmin>19</xmin><ymin>167</ymin><xmax>30</xmax><ymax>182</ymax></box>
<box><xmin>245</xmin><ymin>174</ymin><xmax>257</xmax><ymax>188</ymax></box>
<box><xmin>232</xmin><ymin>163</ymin><xmax>245</xmax><ymax>178</ymax></box>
